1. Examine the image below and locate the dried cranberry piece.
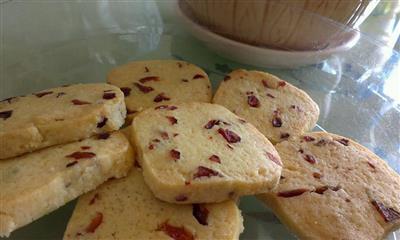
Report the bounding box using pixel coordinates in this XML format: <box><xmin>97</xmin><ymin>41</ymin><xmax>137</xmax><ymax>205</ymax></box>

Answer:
<box><xmin>66</xmin><ymin>161</ymin><xmax>78</xmax><ymax>168</ymax></box>
<box><xmin>266</xmin><ymin>93</ymin><xmax>275</xmax><ymax>98</ymax></box>
<box><xmin>166</xmin><ymin>116</ymin><xmax>178</xmax><ymax>125</ymax></box>
<box><xmin>66</xmin><ymin>151</ymin><xmax>96</xmax><ymax>159</ymax></box>
<box><xmin>224</xmin><ymin>75</ymin><xmax>231</xmax><ymax>81</ymax></box>
<box><xmin>170</xmin><ymin>149</ymin><xmax>180</xmax><ymax>161</ymax></box>
<box><xmin>155</xmin><ymin>105</ymin><xmax>177</xmax><ymax>110</ymax></box>
<box><xmin>314</xmin><ymin>186</ymin><xmax>329</xmax><ymax>194</ymax></box>
<box><xmin>56</xmin><ymin>92</ymin><xmax>66</xmax><ymax>98</ymax></box>
<box><xmin>157</xmin><ymin>221</ymin><xmax>194</xmax><ymax>240</ymax></box>
<box><xmin>0</xmin><ymin>110</ymin><xmax>12</xmax><ymax>120</ymax></box>
<box><xmin>139</xmin><ymin>76</ymin><xmax>159</xmax><ymax>83</ymax></box>
<box><xmin>120</xmin><ymin>87</ymin><xmax>131</xmax><ymax>97</ymax></box>
<box><xmin>175</xmin><ymin>195</ymin><xmax>188</xmax><ymax>202</ymax></box>
<box><xmin>161</xmin><ymin>132</ymin><xmax>169</xmax><ymax>140</ymax></box>
<box><xmin>103</xmin><ymin>92</ymin><xmax>116</xmax><ymax>100</ymax></box>
<box><xmin>127</xmin><ymin>108</ymin><xmax>137</xmax><ymax>115</ymax></box>
<box><xmin>217</xmin><ymin>128</ymin><xmax>241</xmax><ymax>143</ymax></box>
<box><xmin>314</xmin><ymin>139</ymin><xmax>327</xmax><ymax>146</ymax></box>
<box><xmin>277</xmin><ymin>189</ymin><xmax>308</xmax><ymax>198</ymax></box>
<box><xmin>209</xmin><ymin>155</ymin><xmax>221</xmax><ymax>163</ymax></box>
<box><xmin>262</xmin><ymin>80</ymin><xmax>270</xmax><ymax>88</ymax></box>
<box><xmin>134</xmin><ymin>160</ymin><xmax>142</xmax><ymax>168</ymax></box>
<box><xmin>71</xmin><ymin>99</ymin><xmax>91</xmax><ymax>105</ymax></box>
<box><xmin>247</xmin><ymin>95</ymin><xmax>260</xmax><ymax>108</ymax></box>
<box><xmin>278</xmin><ymin>81</ymin><xmax>286</xmax><ymax>87</ymax></box>
<box><xmin>85</xmin><ymin>212</ymin><xmax>103</xmax><ymax>233</ymax></box>
<box><xmin>154</xmin><ymin>93</ymin><xmax>170</xmax><ymax>102</ymax></box>
<box><xmin>303</xmin><ymin>154</ymin><xmax>316</xmax><ymax>164</ymax></box>
<box><xmin>34</xmin><ymin>91</ymin><xmax>53</xmax><ymax>98</ymax></box>
<box><xmin>266</xmin><ymin>152</ymin><xmax>282</xmax><ymax>166</ymax></box>
<box><xmin>148</xmin><ymin>144</ymin><xmax>155</xmax><ymax>150</ymax></box>
<box><xmin>89</xmin><ymin>193</ymin><xmax>100</xmax><ymax>205</ymax></box>
<box><xmin>97</xmin><ymin>117</ymin><xmax>108</xmax><ymax>128</ymax></box>
<box><xmin>313</xmin><ymin>172</ymin><xmax>322</xmax><ymax>179</ymax></box>
<box><xmin>272</xmin><ymin>117</ymin><xmax>282</xmax><ymax>127</ymax></box>
<box><xmin>193</xmin><ymin>166</ymin><xmax>222</xmax><ymax>179</ymax></box>
<box><xmin>371</xmin><ymin>200</ymin><xmax>400</xmax><ymax>222</ymax></box>
<box><xmin>192</xmin><ymin>204</ymin><xmax>209</xmax><ymax>225</ymax></box>
<box><xmin>204</xmin><ymin>119</ymin><xmax>220</xmax><ymax>129</ymax></box>
<box><xmin>336</xmin><ymin>138</ymin><xmax>349</xmax><ymax>146</ymax></box>
<box><xmin>280</xmin><ymin>133</ymin><xmax>290</xmax><ymax>139</ymax></box>
<box><xmin>303</xmin><ymin>136</ymin><xmax>315</xmax><ymax>142</ymax></box>
<box><xmin>134</xmin><ymin>82</ymin><xmax>154</xmax><ymax>93</ymax></box>
<box><xmin>97</xmin><ymin>133</ymin><xmax>110</xmax><ymax>140</ymax></box>
<box><xmin>192</xmin><ymin>74</ymin><xmax>204</xmax><ymax>79</ymax></box>
<box><xmin>81</xmin><ymin>146</ymin><xmax>91</xmax><ymax>150</ymax></box>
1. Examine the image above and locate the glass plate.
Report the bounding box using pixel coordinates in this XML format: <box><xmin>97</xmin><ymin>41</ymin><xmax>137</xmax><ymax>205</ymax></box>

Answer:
<box><xmin>1</xmin><ymin>1</ymin><xmax>399</xmax><ymax>239</ymax></box>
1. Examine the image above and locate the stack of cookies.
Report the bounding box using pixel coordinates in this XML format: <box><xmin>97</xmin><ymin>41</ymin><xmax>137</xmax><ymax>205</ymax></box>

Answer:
<box><xmin>0</xmin><ymin>60</ymin><xmax>399</xmax><ymax>240</ymax></box>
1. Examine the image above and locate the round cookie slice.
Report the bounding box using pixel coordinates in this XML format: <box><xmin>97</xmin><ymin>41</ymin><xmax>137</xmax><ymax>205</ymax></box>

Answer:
<box><xmin>132</xmin><ymin>102</ymin><xmax>282</xmax><ymax>204</ymax></box>
<box><xmin>213</xmin><ymin>69</ymin><xmax>319</xmax><ymax>144</ymax></box>
<box><xmin>107</xmin><ymin>60</ymin><xmax>212</xmax><ymax>121</ymax></box>
<box><xmin>258</xmin><ymin>132</ymin><xmax>400</xmax><ymax>240</ymax></box>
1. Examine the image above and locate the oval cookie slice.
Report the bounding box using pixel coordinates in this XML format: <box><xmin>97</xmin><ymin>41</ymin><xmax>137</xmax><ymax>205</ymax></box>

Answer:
<box><xmin>0</xmin><ymin>83</ymin><xmax>126</xmax><ymax>159</ymax></box>
<box><xmin>258</xmin><ymin>132</ymin><xmax>400</xmax><ymax>240</ymax></box>
<box><xmin>213</xmin><ymin>69</ymin><xmax>319</xmax><ymax>144</ymax></box>
<box><xmin>63</xmin><ymin>168</ymin><xmax>243</xmax><ymax>240</ymax></box>
<box><xmin>0</xmin><ymin>132</ymin><xmax>133</xmax><ymax>237</ymax></box>
<box><xmin>132</xmin><ymin>102</ymin><xmax>282</xmax><ymax>204</ymax></box>
<box><xmin>107</xmin><ymin>60</ymin><xmax>212</xmax><ymax>121</ymax></box>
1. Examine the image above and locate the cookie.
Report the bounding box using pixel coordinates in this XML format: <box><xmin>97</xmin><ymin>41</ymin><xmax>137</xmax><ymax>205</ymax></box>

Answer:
<box><xmin>258</xmin><ymin>132</ymin><xmax>400</xmax><ymax>240</ymax></box>
<box><xmin>0</xmin><ymin>83</ymin><xmax>126</xmax><ymax>159</ymax></box>
<box><xmin>0</xmin><ymin>132</ymin><xmax>133</xmax><ymax>237</ymax></box>
<box><xmin>213</xmin><ymin>69</ymin><xmax>319</xmax><ymax>144</ymax></box>
<box><xmin>63</xmin><ymin>167</ymin><xmax>243</xmax><ymax>240</ymax></box>
<box><xmin>106</xmin><ymin>60</ymin><xmax>212</xmax><ymax>121</ymax></box>
<box><xmin>132</xmin><ymin>102</ymin><xmax>282</xmax><ymax>204</ymax></box>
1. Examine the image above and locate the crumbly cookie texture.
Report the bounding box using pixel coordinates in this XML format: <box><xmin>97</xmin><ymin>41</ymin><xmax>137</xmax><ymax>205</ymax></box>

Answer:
<box><xmin>0</xmin><ymin>83</ymin><xmax>126</xmax><ymax>159</ymax></box>
<box><xmin>63</xmin><ymin>167</ymin><xmax>243</xmax><ymax>240</ymax></box>
<box><xmin>258</xmin><ymin>132</ymin><xmax>400</xmax><ymax>240</ymax></box>
<box><xmin>132</xmin><ymin>102</ymin><xmax>282</xmax><ymax>204</ymax></box>
<box><xmin>107</xmin><ymin>60</ymin><xmax>212</xmax><ymax>122</ymax></box>
<box><xmin>0</xmin><ymin>132</ymin><xmax>133</xmax><ymax>237</ymax></box>
<box><xmin>213</xmin><ymin>69</ymin><xmax>319</xmax><ymax>144</ymax></box>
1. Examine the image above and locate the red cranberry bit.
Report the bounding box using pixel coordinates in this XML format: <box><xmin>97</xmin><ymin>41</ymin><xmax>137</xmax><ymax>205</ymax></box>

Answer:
<box><xmin>139</xmin><ymin>76</ymin><xmax>159</xmax><ymax>83</ymax></box>
<box><xmin>314</xmin><ymin>139</ymin><xmax>327</xmax><ymax>146</ymax></box>
<box><xmin>34</xmin><ymin>91</ymin><xmax>53</xmax><ymax>98</ymax></box>
<box><xmin>66</xmin><ymin>151</ymin><xmax>96</xmax><ymax>159</ymax></box>
<box><xmin>192</xmin><ymin>204</ymin><xmax>209</xmax><ymax>225</ymax></box>
<box><xmin>71</xmin><ymin>99</ymin><xmax>91</xmax><ymax>105</ymax></box>
<box><xmin>148</xmin><ymin>144</ymin><xmax>155</xmax><ymax>150</ymax></box>
<box><xmin>56</xmin><ymin>92</ymin><xmax>66</xmax><ymax>98</ymax></box>
<box><xmin>314</xmin><ymin>186</ymin><xmax>329</xmax><ymax>194</ymax></box>
<box><xmin>97</xmin><ymin>133</ymin><xmax>110</xmax><ymax>140</ymax></box>
<box><xmin>278</xmin><ymin>81</ymin><xmax>286</xmax><ymax>87</ymax></box>
<box><xmin>0</xmin><ymin>110</ymin><xmax>12</xmax><ymax>120</ymax></box>
<box><xmin>280</xmin><ymin>133</ymin><xmax>290</xmax><ymax>139</ymax></box>
<box><xmin>120</xmin><ymin>87</ymin><xmax>131</xmax><ymax>97</ymax></box>
<box><xmin>154</xmin><ymin>93</ymin><xmax>170</xmax><ymax>102</ymax></box>
<box><xmin>175</xmin><ymin>195</ymin><xmax>188</xmax><ymax>202</ymax></box>
<box><xmin>224</xmin><ymin>75</ymin><xmax>231</xmax><ymax>81</ymax></box>
<box><xmin>262</xmin><ymin>80</ymin><xmax>270</xmax><ymax>88</ymax></box>
<box><xmin>193</xmin><ymin>166</ymin><xmax>222</xmax><ymax>179</ymax></box>
<box><xmin>181</xmin><ymin>79</ymin><xmax>189</xmax><ymax>82</ymax></box>
<box><xmin>127</xmin><ymin>108</ymin><xmax>137</xmax><ymax>114</ymax></box>
<box><xmin>266</xmin><ymin>152</ymin><xmax>282</xmax><ymax>166</ymax></box>
<box><xmin>155</xmin><ymin>105</ymin><xmax>177</xmax><ymax>110</ymax></box>
<box><xmin>336</xmin><ymin>138</ymin><xmax>349</xmax><ymax>146</ymax></box>
<box><xmin>367</xmin><ymin>162</ymin><xmax>376</xmax><ymax>170</ymax></box>
<box><xmin>372</xmin><ymin>200</ymin><xmax>400</xmax><ymax>222</ymax></box>
<box><xmin>277</xmin><ymin>189</ymin><xmax>308</xmax><ymax>198</ymax></box>
<box><xmin>144</xmin><ymin>66</ymin><xmax>150</xmax><ymax>72</ymax></box>
<box><xmin>97</xmin><ymin>117</ymin><xmax>108</xmax><ymax>128</ymax></box>
<box><xmin>266</xmin><ymin>93</ymin><xmax>275</xmax><ymax>98</ymax></box>
<box><xmin>272</xmin><ymin>116</ymin><xmax>282</xmax><ymax>127</ymax></box>
<box><xmin>217</xmin><ymin>128</ymin><xmax>241</xmax><ymax>143</ymax></box>
<box><xmin>209</xmin><ymin>155</ymin><xmax>221</xmax><ymax>163</ymax></box>
<box><xmin>85</xmin><ymin>212</ymin><xmax>103</xmax><ymax>233</ymax></box>
<box><xmin>134</xmin><ymin>82</ymin><xmax>154</xmax><ymax>93</ymax></box>
<box><xmin>247</xmin><ymin>95</ymin><xmax>260</xmax><ymax>107</ymax></box>
<box><xmin>313</xmin><ymin>172</ymin><xmax>322</xmax><ymax>179</ymax></box>
<box><xmin>170</xmin><ymin>149</ymin><xmax>180</xmax><ymax>161</ymax></box>
<box><xmin>192</xmin><ymin>74</ymin><xmax>204</xmax><ymax>79</ymax></box>
<box><xmin>161</xmin><ymin>132</ymin><xmax>169</xmax><ymax>140</ymax></box>
<box><xmin>303</xmin><ymin>136</ymin><xmax>315</xmax><ymax>142</ymax></box>
<box><xmin>185</xmin><ymin>181</ymin><xmax>191</xmax><ymax>185</ymax></box>
<box><xmin>89</xmin><ymin>193</ymin><xmax>100</xmax><ymax>205</ymax></box>
<box><xmin>66</xmin><ymin>161</ymin><xmax>78</xmax><ymax>168</ymax></box>
<box><xmin>303</xmin><ymin>154</ymin><xmax>316</xmax><ymax>164</ymax></box>
<box><xmin>158</xmin><ymin>221</ymin><xmax>194</xmax><ymax>240</ymax></box>
<box><xmin>166</xmin><ymin>116</ymin><xmax>178</xmax><ymax>125</ymax></box>
<box><xmin>103</xmin><ymin>92</ymin><xmax>116</xmax><ymax>100</ymax></box>
<box><xmin>204</xmin><ymin>119</ymin><xmax>220</xmax><ymax>129</ymax></box>
<box><xmin>81</xmin><ymin>146</ymin><xmax>91</xmax><ymax>150</ymax></box>
<box><xmin>134</xmin><ymin>160</ymin><xmax>142</xmax><ymax>168</ymax></box>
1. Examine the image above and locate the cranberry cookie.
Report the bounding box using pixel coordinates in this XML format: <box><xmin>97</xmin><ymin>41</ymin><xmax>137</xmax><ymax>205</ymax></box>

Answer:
<box><xmin>131</xmin><ymin>102</ymin><xmax>282</xmax><ymax>204</ymax></box>
<box><xmin>258</xmin><ymin>132</ymin><xmax>400</xmax><ymax>240</ymax></box>
<box><xmin>213</xmin><ymin>69</ymin><xmax>319</xmax><ymax>144</ymax></box>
